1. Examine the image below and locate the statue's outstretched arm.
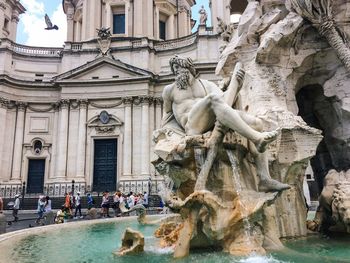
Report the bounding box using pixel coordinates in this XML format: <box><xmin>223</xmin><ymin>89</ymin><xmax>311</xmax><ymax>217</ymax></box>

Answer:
<box><xmin>224</xmin><ymin>62</ymin><xmax>245</xmax><ymax>107</ymax></box>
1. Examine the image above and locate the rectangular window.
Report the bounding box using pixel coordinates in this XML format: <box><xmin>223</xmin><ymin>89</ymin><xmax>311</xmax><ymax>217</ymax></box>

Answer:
<box><xmin>4</xmin><ymin>18</ymin><xmax>9</xmax><ymax>30</ymax></box>
<box><xmin>113</xmin><ymin>14</ymin><xmax>125</xmax><ymax>34</ymax></box>
<box><xmin>159</xmin><ymin>21</ymin><xmax>166</xmax><ymax>40</ymax></box>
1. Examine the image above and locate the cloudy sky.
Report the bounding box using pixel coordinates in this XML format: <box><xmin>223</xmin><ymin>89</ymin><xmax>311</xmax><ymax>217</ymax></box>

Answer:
<box><xmin>17</xmin><ymin>0</ymin><xmax>211</xmax><ymax>47</ymax></box>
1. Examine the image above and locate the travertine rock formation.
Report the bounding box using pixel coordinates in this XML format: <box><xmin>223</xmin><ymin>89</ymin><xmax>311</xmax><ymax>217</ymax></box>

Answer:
<box><xmin>116</xmin><ymin>228</ymin><xmax>144</xmax><ymax>256</ymax></box>
<box><xmin>308</xmin><ymin>169</ymin><xmax>350</xmax><ymax>233</ymax></box>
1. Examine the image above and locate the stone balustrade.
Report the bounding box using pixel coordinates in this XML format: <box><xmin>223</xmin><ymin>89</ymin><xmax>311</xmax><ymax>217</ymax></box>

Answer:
<box><xmin>1</xmin><ymin>30</ymin><xmax>215</xmax><ymax>58</ymax></box>
<box><xmin>154</xmin><ymin>32</ymin><xmax>198</xmax><ymax>51</ymax></box>
<box><xmin>7</xmin><ymin>41</ymin><xmax>63</xmax><ymax>57</ymax></box>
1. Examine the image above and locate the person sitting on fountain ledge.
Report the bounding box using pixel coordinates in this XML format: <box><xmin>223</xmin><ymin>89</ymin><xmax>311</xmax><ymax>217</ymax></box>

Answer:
<box><xmin>162</xmin><ymin>55</ymin><xmax>290</xmax><ymax>192</ymax></box>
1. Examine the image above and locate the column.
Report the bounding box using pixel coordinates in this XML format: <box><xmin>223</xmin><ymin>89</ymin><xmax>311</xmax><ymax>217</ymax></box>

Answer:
<box><xmin>105</xmin><ymin>3</ymin><xmax>112</xmax><ymax>29</ymax></box>
<box><xmin>49</xmin><ymin>103</ymin><xmax>59</xmax><ymax>179</ymax></box>
<box><xmin>56</xmin><ymin>100</ymin><xmax>69</xmax><ymax>179</ymax></box>
<box><xmin>10</xmin><ymin>12</ymin><xmax>19</xmax><ymax>42</ymax></box>
<box><xmin>11</xmin><ymin>102</ymin><xmax>26</xmax><ymax>181</ymax></box>
<box><xmin>81</xmin><ymin>0</ymin><xmax>89</xmax><ymax>40</ymax></box>
<box><xmin>178</xmin><ymin>9</ymin><xmax>188</xmax><ymax>37</ymax></box>
<box><xmin>76</xmin><ymin>100</ymin><xmax>88</xmax><ymax>177</ymax></box>
<box><xmin>154</xmin><ymin>7</ymin><xmax>159</xmax><ymax>39</ymax></box>
<box><xmin>167</xmin><ymin>14</ymin><xmax>175</xmax><ymax>39</ymax></box>
<box><xmin>123</xmin><ymin>97</ymin><xmax>132</xmax><ymax>176</ymax></box>
<box><xmin>66</xmin><ymin>9</ymin><xmax>74</xmax><ymax>42</ymax></box>
<box><xmin>140</xmin><ymin>96</ymin><xmax>150</xmax><ymax>176</ymax></box>
<box><xmin>0</xmin><ymin>99</ymin><xmax>8</xmax><ymax>173</ymax></box>
<box><xmin>133</xmin><ymin>0</ymin><xmax>143</xmax><ymax>37</ymax></box>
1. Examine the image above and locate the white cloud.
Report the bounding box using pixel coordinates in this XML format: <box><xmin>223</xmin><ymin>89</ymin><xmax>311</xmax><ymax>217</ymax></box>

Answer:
<box><xmin>21</xmin><ymin>0</ymin><xmax>44</xmax><ymax>15</ymax></box>
<box><xmin>20</xmin><ymin>1</ymin><xmax>67</xmax><ymax>47</ymax></box>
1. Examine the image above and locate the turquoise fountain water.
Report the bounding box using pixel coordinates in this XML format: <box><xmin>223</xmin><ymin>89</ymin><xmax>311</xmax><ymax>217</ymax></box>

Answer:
<box><xmin>3</xmin><ymin>218</ymin><xmax>349</xmax><ymax>263</ymax></box>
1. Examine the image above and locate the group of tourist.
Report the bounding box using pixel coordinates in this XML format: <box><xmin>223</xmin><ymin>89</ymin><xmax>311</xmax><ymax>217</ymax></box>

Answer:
<box><xmin>0</xmin><ymin>190</ymin><xmax>150</xmax><ymax>225</ymax></box>
<box><xmin>100</xmin><ymin>191</ymin><xmax>149</xmax><ymax>218</ymax></box>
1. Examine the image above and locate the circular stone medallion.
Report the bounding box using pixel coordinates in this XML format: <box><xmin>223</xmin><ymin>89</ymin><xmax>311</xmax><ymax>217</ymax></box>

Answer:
<box><xmin>99</xmin><ymin>110</ymin><xmax>110</xmax><ymax>124</ymax></box>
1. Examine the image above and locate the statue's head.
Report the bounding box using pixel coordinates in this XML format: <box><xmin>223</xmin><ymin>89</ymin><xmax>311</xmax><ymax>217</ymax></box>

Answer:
<box><xmin>169</xmin><ymin>55</ymin><xmax>198</xmax><ymax>90</ymax></box>
<box><xmin>169</xmin><ymin>55</ymin><xmax>197</xmax><ymax>77</ymax></box>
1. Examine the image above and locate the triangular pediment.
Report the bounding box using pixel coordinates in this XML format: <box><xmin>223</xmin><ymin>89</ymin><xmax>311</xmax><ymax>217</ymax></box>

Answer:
<box><xmin>54</xmin><ymin>57</ymin><xmax>152</xmax><ymax>81</ymax></box>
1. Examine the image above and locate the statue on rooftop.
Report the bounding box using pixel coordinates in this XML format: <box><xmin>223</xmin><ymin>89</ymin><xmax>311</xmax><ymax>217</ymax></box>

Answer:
<box><xmin>199</xmin><ymin>5</ymin><xmax>208</xmax><ymax>26</ymax></box>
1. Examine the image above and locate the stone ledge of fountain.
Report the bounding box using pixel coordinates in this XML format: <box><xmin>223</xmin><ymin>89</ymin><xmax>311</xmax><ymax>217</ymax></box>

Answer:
<box><xmin>0</xmin><ymin>214</ymin><xmax>169</xmax><ymax>244</ymax></box>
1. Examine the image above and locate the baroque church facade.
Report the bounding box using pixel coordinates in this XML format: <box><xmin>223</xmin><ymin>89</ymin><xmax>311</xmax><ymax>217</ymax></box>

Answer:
<box><xmin>0</xmin><ymin>0</ymin><xmax>242</xmax><ymax>197</ymax></box>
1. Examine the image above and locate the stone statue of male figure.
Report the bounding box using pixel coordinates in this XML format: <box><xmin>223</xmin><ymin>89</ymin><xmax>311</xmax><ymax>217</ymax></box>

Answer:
<box><xmin>162</xmin><ymin>55</ymin><xmax>290</xmax><ymax>192</ymax></box>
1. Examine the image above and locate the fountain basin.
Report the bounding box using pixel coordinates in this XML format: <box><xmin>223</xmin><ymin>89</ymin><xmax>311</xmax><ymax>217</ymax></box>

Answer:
<box><xmin>0</xmin><ymin>216</ymin><xmax>349</xmax><ymax>263</ymax></box>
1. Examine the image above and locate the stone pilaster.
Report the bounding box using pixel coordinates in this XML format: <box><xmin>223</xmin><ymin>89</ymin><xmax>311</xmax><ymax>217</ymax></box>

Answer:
<box><xmin>123</xmin><ymin>97</ymin><xmax>133</xmax><ymax>176</ymax></box>
<box><xmin>155</xmin><ymin>97</ymin><xmax>163</xmax><ymax>129</ymax></box>
<box><xmin>49</xmin><ymin>103</ymin><xmax>59</xmax><ymax>179</ymax></box>
<box><xmin>0</xmin><ymin>3</ymin><xmax>6</xmax><ymax>39</ymax></box>
<box><xmin>76</xmin><ymin>100</ymin><xmax>88</xmax><ymax>177</ymax></box>
<box><xmin>140</xmin><ymin>96</ymin><xmax>150</xmax><ymax>176</ymax></box>
<box><xmin>11</xmin><ymin>102</ymin><xmax>26</xmax><ymax>181</ymax></box>
<box><xmin>56</xmin><ymin>99</ymin><xmax>70</xmax><ymax>179</ymax></box>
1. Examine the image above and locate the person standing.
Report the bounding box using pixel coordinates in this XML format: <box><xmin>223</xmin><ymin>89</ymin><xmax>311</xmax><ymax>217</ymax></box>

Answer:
<box><xmin>87</xmin><ymin>193</ymin><xmax>94</xmax><ymax>210</ymax></box>
<box><xmin>128</xmin><ymin>192</ymin><xmax>135</xmax><ymax>209</ymax></box>
<box><xmin>13</xmin><ymin>194</ymin><xmax>20</xmax><ymax>222</ymax></box>
<box><xmin>113</xmin><ymin>192</ymin><xmax>121</xmax><ymax>217</ymax></box>
<box><xmin>143</xmin><ymin>191</ymin><xmax>149</xmax><ymax>208</ymax></box>
<box><xmin>0</xmin><ymin>196</ymin><xmax>3</xmax><ymax>213</ymax></box>
<box><xmin>64</xmin><ymin>192</ymin><xmax>71</xmax><ymax>216</ymax></box>
<box><xmin>36</xmin><ymin>196</ymin><xmax>46</xmax><ymax>224</ymax></box>
<box><xmin>45</xmin><ymin>196</ymin><xmax>52</xmax><ymax>213</ymax></box>
<box><xmin>101</xmin><ymin>192</ymin><xmax>110</xmax><ymax>217</ymax></box>
<box><xmin>74</xmin><ymin>192</ymin><xmax>83</xmax><ymax>219</ymax></box>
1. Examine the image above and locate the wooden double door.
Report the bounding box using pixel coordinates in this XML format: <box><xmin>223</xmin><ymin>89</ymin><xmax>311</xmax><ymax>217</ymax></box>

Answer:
<box><xmin>93</xmin><ymin>139</ymin><xmax>117</xmax><ymax>192</ymax></box>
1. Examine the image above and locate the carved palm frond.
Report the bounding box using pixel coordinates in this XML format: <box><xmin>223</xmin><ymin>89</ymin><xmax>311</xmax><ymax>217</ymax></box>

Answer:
<box><xmin>289</xmin><ymin>0</ymin><xmax>333</xmax><ymax>23</ymax></box>
<box><xmin>289</xmin><ymin>0</ymin><xmax>350</xmax><ymax>72</ymax></box>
